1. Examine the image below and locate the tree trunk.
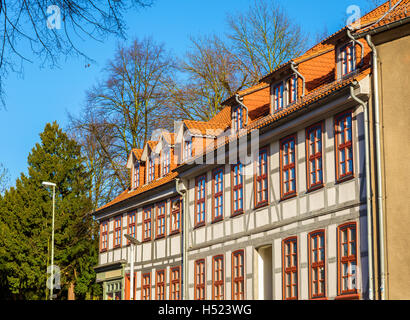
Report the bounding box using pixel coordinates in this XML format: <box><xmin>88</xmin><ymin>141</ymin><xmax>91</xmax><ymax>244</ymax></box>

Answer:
<box><xmin>68</xmin><ymin>282</ymin><xmax>75</xmax><ymax>300</ymax></box>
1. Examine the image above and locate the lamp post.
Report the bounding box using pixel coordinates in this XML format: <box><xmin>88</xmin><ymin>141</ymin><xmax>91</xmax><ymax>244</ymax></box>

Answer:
<box><xmin>42</xmin><ymin>181</ymin><xmax>56</xmax><ymax>300</ymax></box>
<box><xmin>124</xmin><ymin>234</ymin><xmax>140</xmax><ymax>300</ymax></box>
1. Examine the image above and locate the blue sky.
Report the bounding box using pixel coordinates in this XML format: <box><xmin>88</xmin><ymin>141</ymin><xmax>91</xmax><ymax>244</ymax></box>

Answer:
<box><xmin>0</xmin><ymin>0</ymin><xmax>375</xmax><ymax>186</ymax></box>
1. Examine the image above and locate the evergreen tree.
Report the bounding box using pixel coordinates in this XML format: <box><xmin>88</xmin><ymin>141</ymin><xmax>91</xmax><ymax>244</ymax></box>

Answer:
<box><xmin>0</xmin><ymin>122</ymin><xmax>101</xmax><ymax>299</ymax></box>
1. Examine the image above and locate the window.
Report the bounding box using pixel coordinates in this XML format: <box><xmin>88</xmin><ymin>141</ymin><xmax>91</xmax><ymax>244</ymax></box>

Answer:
<box><xmin>133</xmin><ymin>163</ymin><xmax>140</xmax><ymax>189</ymax></box>
<box><xmin>212</xmin><ymin>168</ymin><xmax>224</xmax><ymax>222</ymax></box>
<box><xmin>169</xmin><ymin>266</ymin><xmax>181</xmax><ymax>300</ymax></box>
<box><xmin>194</xmin><ymin>259</ymin><xmax>206</xmax><ymax>300</ymax></box>
<box><xmin>195</xmin><ymin>175</ymin><xmax>206</xmax><ymax>227</ymax></box>
<box><xmin>170</xmin><ymin>197</ymin><xmax>181</xmax><ymax>234</ymax></box>
<box><xmin>124</xmin><ymin>273</ymin><xmax>136</xmax><ymax>300</ymax></box>
<box><xmin>335</xmin><ymin>111</ymin><xmax>354</xmax><ymax>182</ymax></box>
<box><xmin>142</xmin><ymin>207</ymin><xmax>152</xmax><ymax>241</ymax></box>
<box><xmin>212</xmin><ymin>255</ymin><xmax>224</xmax><ymax>300</ymax></box>
<box><xmin>156</xmin><ymin>202</ymin><xmax>166</xmax><ymax>239</ymax></box>
<box><xmin>231</xmin><ymin>163</ymin><xmax>244</xmax><ymax>216</ymax></box>
<box><xmin>287</xmin><ymin>75</ymin><xmax>297</xmax><ymax>104</ymax></box>
<box><xmin>232</xmin><ymin>250</ymin><xmax>245</xmax><ymax>300</ymax></box>
<box><xmin>233</xmin><ymin>105</ymin><xmax>243</xmax><ymax>131</ymax></box>
<box><xmin>273</xmin><ymin>82</ymin><xmax>284</xmax><ymax>112</ymax></box>
<box><xmin>147</xmin><ymin>155</ymin><xmax>155</xmax><ymax>183</ymax></box>
<box><xmin>337</xmin><ymin>222</ymin><xmax>358</xmax><ymax>298</ymax></box>
<box><xmin>282</xmin><ymin>237</ymin><xmax>298</xmax><ymax>300</ymax></box>
<box><xmin>306</xmin><ymin>123</ymin><xmax>324</xmax><ymax>191</ymax></box>
<box><xmin>161</xmin><ymin>149</ymin><xmax>170</xmax><ymax>176</ymax></box>
<box><xmin>141</xmin><ymin>273</ymin><xmax>151</xmax><ymax>300</ymax></box>
<box><xmin>308</xmin><ymin>231</ymin><xmax>326</xmax><ymax>299</ymax></box>
<box><xmin>280</xmin><ymin>135</ymin><xmax>297</xmax><ymax>200</ymax></box>
<box><xmin>255</xmin><ymin>148</ymin><xmax>268</xmax><ymax>207</ymax></box>
<box><xmin>155</xmin><ymin>270</ymin><xmax>166</xmax><ymax>300</ymax></box>
<box><xmin>340</xmin><ymin>42</ymin><xmax>356</xmax><ymax>77</ymax></box>
<box><xmin>113</xmin><ymin>216</ymin><xmax>122</xmax><ymax>248</ymax></box>
<box><xmin>106</xmin><ymin>280</ymin><xmax>122</xmax><ymax>300</ymax></box>
<box><xmin>184</xmin><ymin>138</ymin><xmax>192</xmax><ymax>161</ymax></box>
<box><xmin>127</xmin><ymin>212</ymin><xmax>136</xmax><ymax>245</ymax></box>
<box><xmin>100</xmin><ymin>221</ymin><xmax>108</xmax><ymax>252</ymax></box>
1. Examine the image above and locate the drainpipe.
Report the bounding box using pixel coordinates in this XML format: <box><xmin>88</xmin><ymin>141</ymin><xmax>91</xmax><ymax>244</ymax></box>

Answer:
<box><xmin>176</xmin><ymin>177</ymin><xmax>187</xmax><ymax>300</ymax></box>
<box><xmin>366</xmin><ymin>34</ymin><xmax>387</xmax><ymax>300</ymax></box>
<box><xmin>235</xmin><ymin>94</ymin><xmax>249</xmax><ymax>127</ymax></box>
<box><xmin>290</xmin><ymin>61</ymin><xmax>305</xmax><ymax>97</ymax></box>
<box><xmin>350</xmin><ymin>83</ymin><xmax>374</xmax><ymax>300</ymax></box>
<box><xmin>347</xmin><ymin>28</ymin><xmax>364</xmax><ymax>67</ymax></box>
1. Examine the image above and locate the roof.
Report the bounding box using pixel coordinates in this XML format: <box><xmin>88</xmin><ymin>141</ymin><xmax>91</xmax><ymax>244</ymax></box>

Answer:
<box><xmin>96</xmin><ymin>171</ymin><xmax>178</xmax><ymax>212</ymax></box>
<box><xmin>131</xmin><ymin>148</ymin><xmax>143</xmax><ymax>160</ymax></box>
<box><xmin>183</xmin><ymin>119</ymin><xmax>229</xmax><ymax>136</ymax></box>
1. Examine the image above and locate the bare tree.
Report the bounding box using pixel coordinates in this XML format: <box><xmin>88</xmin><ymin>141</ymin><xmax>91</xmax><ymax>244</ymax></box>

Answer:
<box><xmin>0</xmin><ymin>0</ymin><xmax>154</xmax><ymax>104</ymax></box>
<box><xmin>168</xmin><ymin>0</ymin><xmax>307</xmax><ymax>121</ymax></box>
<box><xmin>227</xmin><ymin>0</ymin><xmax>307</xmax><ymax>83</ymax></box>
<box><xmin>68</xmin><ymin>37</ymin><xmax>176</xmax><ymax>205</ymax></box>
<box><xmin>164</xmin><ymin>35</ymin><xmax>249</xmax><ymax>121</ymax></box>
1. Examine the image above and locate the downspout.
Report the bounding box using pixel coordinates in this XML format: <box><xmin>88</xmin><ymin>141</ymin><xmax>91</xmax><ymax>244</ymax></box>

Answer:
<box><xmin>350</xmin><ymin>83</ymin><xmax>374</xmax><ymax>300</ymax></box>
<box><xmin>176</xmin><ymin>177</ymin><xmax>187</xmax><ymax>300</ymax></box>
<box><xmin>366</xmin><ymin>34</ymin><xmax>387</xmax><ymax>300</ymax></box>
<box><xmin>347</xmin><ymin>28</ymin><xmax>364</xmax><ymax>67</ymax></box>
<box><xmin>235</xmin><ymin>94</ymin><xmax>249</xmax><ymax>127</ymax></box>
<box><xmin>290</xmin><ymin>61</ymin><xmax>305</xmax><ymax>97</ymax></box>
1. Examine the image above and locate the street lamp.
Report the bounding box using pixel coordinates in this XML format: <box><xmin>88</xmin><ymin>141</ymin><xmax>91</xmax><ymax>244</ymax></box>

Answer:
<box><xmin>42</xmin><ymin>181</ymin><xmax>56</xmax><ymax>300</ymax></box>
<box><xmin>124</xmin><ymin>234</ymin><xmax>140</xmax><ymax>300</ymax></box>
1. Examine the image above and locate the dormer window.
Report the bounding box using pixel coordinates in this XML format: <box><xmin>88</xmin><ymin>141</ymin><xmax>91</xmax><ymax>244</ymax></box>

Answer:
<box><xmin>132</xmin><ymin>163</ymin><xmax>140</xmax><ymax>189</ymax></box>
<box><xmin>232</xmin><ymin>105</ymin><xmax>243</xmax><ymax>131</ymax></box>
<box><xmin>339</xmin><ymin>42</ymin><xmax>356</xmax><ymax>77</ymax></box>
<box><xmin>273</xmin><ymin>82</ymin><xmax>284</xmax><ymax>112</ymax></box>
<box><xmin>161</xmin><ymin>148</ymin><xmax>170</xmax><ymax>176</ymax></box>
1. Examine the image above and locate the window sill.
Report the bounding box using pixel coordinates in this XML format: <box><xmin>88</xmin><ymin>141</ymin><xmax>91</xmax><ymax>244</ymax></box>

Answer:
<box><xmin>306</xmin><ymin>184</ymin><xmax>324</xmax><ymax>194</ymax></box>
<box><xmin>169</xmin><ymin>230</ymin><xmax>180</xmax><ymax>236</ymax></box>
<box><xmin>100</xmin><ymin>248</ymin><xmax>108</xmax><ymax>253</ymax></box>
<box><xmin>194</xmin><ymin>222</ymin><xmax>205</xmax><ymax>229</ymax></box>
<box><xmin>254</xmin><ymin>201</ymin><xmax>269</xmax><ymax>210</ymax></box>
<box><xmin>335</xmin><ymin>293</ymin><xmax>360</xmax><ymax>300</ymax></box>
<box><xmin>211</xmin><ymin>216</ymin><xmax>223</xmax><ymax>224</ymax></box>
<box><xmin>142</xmin><ymin>238</ymin><xmax>151</xmax><ymax>243</ymax></box>
<box><xmin>281</xmin><ymin>192</ymin><xmax>297</xmax><ymax>202</ymax></box>
<box><xmin>336</xmin><ymin>174</ymin><xmax>354</xmax><ymax>184</ymax></box>
<box><xmin>310</xmin><ymin>296</ymin><xmax>327</xmax><ymax>300</ymax></box>
<box><xmin>231</xmin><ymin>210</ymin><xmax>244</xmax><ymax>218</ymax></box>
<box><xmin>155</xmin><ymin>235</ymin><xmax>166</xmax><ymax>240</ymax></box>
<box><xmin>113</xmin><ymin>245</ymin><xmax>122</xmax><ymax>249</ymax></box>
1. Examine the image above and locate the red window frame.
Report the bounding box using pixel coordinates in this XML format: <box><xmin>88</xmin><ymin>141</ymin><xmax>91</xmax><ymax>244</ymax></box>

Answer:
<box><xmin>282</xmin><ymin>237</ymin><xmax>298</xmax><ymax>300</ymax></box>
<box><xmin>100</xmin><ymin>220</ymin><xmax>108</xmax><ymax>252</ymax></box>
<box><xmin>156</xmin><ymin>201</ymin><xmax>166</xmax><ymax>239</ymax></box>
<box><xmin>124</xmin><ymin>272</ymin><xmax>136</xmax><ymax>300</ymax></box>
<box><xmin>212</xmin><ymin>167</ymin><xmax>224</xmax><ymax>223</ymax></box>
<box><xmin>141</xmin><ymin>272</ymin><xmax>151</xmax><ymax>300</ymax></box>
<box><xmin>273</xmin><ymin>82</ymin><xmax>284</xmax><ymax>112</ymax></box>
<box><xmin>287</xmin><ymin>75</ymin><xmax>297</xmax><ymax>105</ymax></box>
<box><xmin>195</xmin><ymin>175</ymin><xmax>206</xmax><ymax>227</ymax></box>
<box><xmin>337</xmin><ymin>222</ymin><xmax>359</xmax><ymax>299</ymax></box>
<box><xmin>127</xmin><ymin>212</ymin><xmax>136</xmax><ymax>245</ymax></box>
<box><xmin>161</xmin><ymin>149</ymin><xmax>170</xmax><ymax>176</ymax></box>
<box><xmin>231</xmin><ymin>163</ymin><xmax>244</xmax><ymax>216</ymax></box>
<box><xmin>232</xmin><ymin>250</ymin><xmax>245</xmax><ymax>300</ymax></box>
<box><xmin>335</xmin><ymin>110</ymin><xmax>354</xmax><ymax>182</ymax></box>
<box><xmin>280</xmin><ymin>135</ymin><xmax>297</xmax><ymax>200</ymax></box>
<box><xmin>340</xmin><ymin>42</ymin><xmax>355</xmax><ymax>77</ymax></box>
<box><xmin>113</xmin><ymin>216</ymin><xmax>122</xmax><ymax>248</ymax></box>
<box><xmin>194</xmin><ymin>259</ymin><xmax>206</xmax><ymax>300</ymax></box>
<box><xmin>306</xmin><ymin>122</ymin><xmax>324</xmax><ymax>191</ymax></box>
<box><xmin>170</xmin><ymin>197</ymin><xmax>181</xmax><ymax>235</ymax></box>
<box><xmin>212</xmin><ymin>255</ymin><xmax>224</xmax><ymax>300</ymax></box>
<box><xmin>233</xmin><ymin>105</ymin><xmax>243</xmax><ymax>131</ymax></box>
<box><xmin>148</xmin><ymin>155</ymin><xmax>155</xmax><ymax>183</ymax></box>
<box><xmin>255</xmin><ymin>147</ymin><xmax>268</xmax><ymax>208</ymax></box>
<box><xmin>308</xmin><ymin>230</ymin><xmax>327</xmax><ymax>299</ymax></box>
<box><xmin>142</xmin><ymin>206</ymin><xmax>152</xmax><ymax>242</ymax></box>
<box><xmin>133</xmin><ymin>163</ymin><xmax>140</xmax><ymax>189</ymax></box>
<box><xmin>155</xmin><ymin>269</ymin><xmax>166</xmax><ymax>300</ymax></box>
<box><xmin>169</xmin><ymin>266</ymin><xmax>181</xmax><ymax>300</ymax></box>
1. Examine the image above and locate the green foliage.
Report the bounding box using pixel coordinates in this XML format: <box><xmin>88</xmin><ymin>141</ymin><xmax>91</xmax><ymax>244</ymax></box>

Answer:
<box><xmin>0</xmin><ymin>122</ymin><xmax>101</xmax><ymax>299</ymax></box>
